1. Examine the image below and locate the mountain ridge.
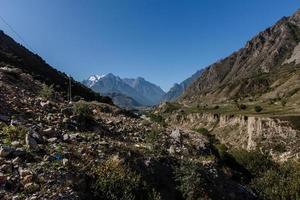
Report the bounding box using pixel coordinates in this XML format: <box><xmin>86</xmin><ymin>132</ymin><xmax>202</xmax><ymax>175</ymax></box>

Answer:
<box><xmin>181</xmin><ymin>9</ymin><xmax>300</xmax><ymax>105</ymax></box>
<box><xmin>83</xmin><ymin>73</ymin><xmax>165</xmax><ymax>108</ymax></box>
<box><xmin>0</xmin><ymin>30</ymin><xmax>112</xmax><ymax>104</ymax></box>
<box><xmin>162</xmin><ymin>69</ymin><xmax>204</xmax><ymax>102</ymax></box>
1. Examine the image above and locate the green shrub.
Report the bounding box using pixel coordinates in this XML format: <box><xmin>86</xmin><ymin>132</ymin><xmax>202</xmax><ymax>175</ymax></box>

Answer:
<box><xmin>73</xmin><ymin>100</ymin><xmax>92</xmax><ymax>118</ymax></box>
<box><xmin>194</xmin><ymin>128</ymin><xmax>209</xmax><ymax>135</ymax></box>
<box><xmin>175</xmin><ymin>160</ymin><xmax>210</xmax><ymax>200</ymax></box>
<box><xmin>281</xmin><ymin>99</ymin><xmax>287</xmax><ymax>107</ymax></box>
<box><xmin>145</xmin><ymin>129</ymin><xmax>167</xmax><ymax>156</ymax></box>
<box><xmin>229</xmin><ymin>149</ymin><xmax>274</xmax><ymax>176</ymax></box>
<box><xmin>193</xmin><ymin>128</ymin><xmax>219</xmax><ymax>144</ymax></box>
<box><xmin>92</xmin><ymin>156</ymin><xmax>160</xmax><ymax>200</ymax></box>
<box><xmin>147</xmin><ymin>113</ymin><xmax>166</xmax><ymax>126</ymax></box>
<box><xmin>239</xmin><ymin>104</ymin><xmax>247</xmax><ymax>110</ymax></box>
<box><xmin>39</xmin><ymin>84</ymin><xmax>54</xmax><ymax>99</ymax></box>
<box><xmin>214</xmin><ymin>143</ymin><xmax>228</xmax><ymax>160</ymax></box>
<box><xmin>2</xmin><ymin>125</ymin><xmax>27</xmax><ymax>144</ymax></box>
<box><xmin>164</xmin><ymin>102</ymin><xmax>181</xmax><ymax>113</ymax></box>
<box><xmin>251</xmin><ymin>161</ymin><xmax>300</xmax><ymax>200</ymax></box>
<box><xmin>254</xmin><ymin>105</ymin><xmax>263</xmax><ymax>113</ymax></box>
<box><xmin>213</xmin><ymin>105</ymin><xmax>220</xmax><ymax>110</ymax></box>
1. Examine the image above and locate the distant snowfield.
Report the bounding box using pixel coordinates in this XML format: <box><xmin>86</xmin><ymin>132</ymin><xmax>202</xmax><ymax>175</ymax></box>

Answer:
<box><xmin>87</xmin><ymin>74</ymin><xmax>106</xmax><ymax>87</ymax></box>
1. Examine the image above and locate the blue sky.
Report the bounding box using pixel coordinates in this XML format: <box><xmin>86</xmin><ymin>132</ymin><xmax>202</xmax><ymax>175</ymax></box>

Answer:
<box><xmin>0</xmin><ymin>0</ymin><xmax>299</xmax><ymax>91</ymax></box>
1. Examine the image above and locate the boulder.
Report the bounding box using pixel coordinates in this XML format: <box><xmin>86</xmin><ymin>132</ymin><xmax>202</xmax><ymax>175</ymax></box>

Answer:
<box><xmin>0</xmin><ymin>146</ymin><xmax>14</xmax><ymax>157</ymax></box>
<box><xmin>170</xmin><ymin>129</ymin><xmax>182</xmax><ymax>143</ymax></box>
<box><xmin>25</xmin><ymin>134</ymin><xmax>38</xmax><ymax>149</ymax></box>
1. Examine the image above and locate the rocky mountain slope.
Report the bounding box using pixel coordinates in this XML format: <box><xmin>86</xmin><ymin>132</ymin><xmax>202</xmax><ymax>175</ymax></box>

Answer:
<box><xmin>83</xmin><ymin>74</ymin><xmax>165</xmax><ymax>107</ymax></box>
<box><xmin>153</xmin><ymin>9</ymin><xmax>300</xmax><ymax>199</ymax></box>
<box><xmin>162</xmin><ymin>69</ymin><xmax>204</xmax><ymax>102</ymax></box>
<box><xmin>0</xmin><ymin>31</ymin><xmax>111</xmax><ymax>104</ymax></box>
<box><xmin>181</xmin><ymin>9</ymin><xmax>300</xmax><ymax>105</ymax></box>
<box><xmin>0</xmin><ymin>30</ymin><xmax>260</xmax><ymax>200</ymax></box>
<box><xmin>0</xmin><ymin>57</ymin><xmax>256</xmax><ymax>200</ymax></box>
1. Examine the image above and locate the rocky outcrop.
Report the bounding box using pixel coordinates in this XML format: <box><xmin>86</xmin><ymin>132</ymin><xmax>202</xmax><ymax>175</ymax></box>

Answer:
<box><xmin>167</xmin><ymin>112</ymin><xmax>300</xmax><ymax>161</ymax></box>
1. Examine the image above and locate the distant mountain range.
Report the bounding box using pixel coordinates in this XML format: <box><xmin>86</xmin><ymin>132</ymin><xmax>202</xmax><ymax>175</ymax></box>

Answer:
<box><xmin>162</xmin><ymin>69</ymin><xmax>204</xmax><ymax>102</ymax></box>
<box><xmin>83</xmin><ymin>73</ymin><xmax>165</xmax><ymax>108</ymax></box>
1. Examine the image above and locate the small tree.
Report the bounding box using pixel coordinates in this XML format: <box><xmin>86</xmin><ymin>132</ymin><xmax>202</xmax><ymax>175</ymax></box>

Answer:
<box><xmin>239</xmin><ymin>104</ymin><xmax>247</xmax><ymax>110</ymax></box>
<box><xmin>281</xmin><ymin>99</ymin><xmax>287</xmax><ymax>107</ymax></box>
<box><xmin>73</xmin><ymin>100</ymin><xmax>92</xmax><ymax>118</ymax></box>
<box><xmin>255</xmin><ymin>105</ymin><xmax>263</xmax><ymax>113</ymax></box>
<box><xmin>39</xmin><ymin>84</ymin><xmax>54</xmax><ymax>99</ymax></box>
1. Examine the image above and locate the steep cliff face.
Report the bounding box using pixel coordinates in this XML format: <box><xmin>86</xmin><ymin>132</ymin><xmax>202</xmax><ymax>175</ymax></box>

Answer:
<box><xmin>166</xmin><ymin>112</ymin><xmax>300</xmax><ymax>161</ymax></box>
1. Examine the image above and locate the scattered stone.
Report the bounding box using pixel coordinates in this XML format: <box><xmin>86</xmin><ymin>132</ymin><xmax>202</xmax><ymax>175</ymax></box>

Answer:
<box><xmin>168</xmin><ymin>145</ymin><xmax>176</xmax><ymax>155</ymax></box>
<box><xmin>24</xmin><ymin>182</ymin><xmax>39</xmax><ymax>193</ymax></box>
<box><xmin>170</xmin><ymin>128</ymin><xmax>182</xmax><ymax>143</ymax></box>
<box><xmin>11</xmin><ymin>141</ymin><xmax>21</xmax><ymax>147</ymax></box>
<box><xmin>63</xmin><ymin>118</ymin><xmax>70</xmax><ymax>123</ymax></box>
<box><xmin>0</xmin><ymin>172</ymin><xmax>7</xmax><ymax>181</ymax></box>
<box><xmin>62</xmin><ymin>158</ymin><xmax>69</xmax><ymax>166</ymax></box>
<box><xmin>40</xmin><ymin>100</ymin><xmax>50</xmax><ymax>108</ymax></box>
<box><xmin>0</xmin><ymin>146</ymin><xmax>14</xmax><ymax>157</ymax></box>
<box><xmin>43</xmin><ymin>127</ymin><xmax>57</xmax><ymax>137</ymax></box>
<box><xmin>63</xmin><ymin>134</ymin><xmax>69</xmax><ymax>141</ymax></box>
<box><xmin>19</xmin><ymin>168</ymin><xmax>32</xmax><ymax>178</ymax></box>
<box><xmin>12</xmin><ymin>157</ymin><xmax>21</xmax><ymax>165</ymax></box>
<box><xmin>47</xmin><ymin>137</ymin><xmax>57</xmax><ymax>143</ymax></box>
<box><xmin>69</xmin><ymin>133</ymin><xmax>79</xmax><ymax>140</ymax></box>
<box><xmin>25</xmin><ymin>134</ymin><xmax>38</xmax><ymax>149</ymax></box>
<box><xmin>22</xmin><ymin>174</ymin><xmax>33</xmax><ymax>185</ymax></box>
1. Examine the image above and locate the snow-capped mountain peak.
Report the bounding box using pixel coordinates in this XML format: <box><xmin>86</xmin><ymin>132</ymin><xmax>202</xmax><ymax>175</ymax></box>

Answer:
<box><xmin>86</xmin><ymin>74</ymin><xmax>106</xmax><ymax>87</ymax></box>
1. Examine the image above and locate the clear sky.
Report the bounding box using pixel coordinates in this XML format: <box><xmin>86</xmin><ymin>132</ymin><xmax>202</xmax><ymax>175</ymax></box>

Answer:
<box><xmin>0</xmin><ymin>0</ymin><xmax>300</xmax><ymax>91</ymax></box>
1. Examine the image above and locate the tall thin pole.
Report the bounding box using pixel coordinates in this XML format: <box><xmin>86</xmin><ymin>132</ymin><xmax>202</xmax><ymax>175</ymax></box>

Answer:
<box><xmin>68</xmin><ymin>75</ymin><xmax>72</xmax><ymax>103</ymax></box>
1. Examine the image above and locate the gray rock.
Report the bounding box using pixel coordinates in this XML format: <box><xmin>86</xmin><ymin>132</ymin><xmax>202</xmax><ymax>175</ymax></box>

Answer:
<box><xmin>168</xmin><ymin>145</ymin><xmax>176</xmax><ymax>155</ymax></box>
<box><xmin>63</xmin><ymin>134</ymin><xmax>69</xmax><ymax>141</ymax></box>
<box><xmin>0</xmin><ymin>114</ymin><xmax>9</xmax><ymax>122</ymax></box>
<box><xmin>62</xmin><ymin>158</ymin><xmax>69</xmax><ymax>166</ymax></box>
<box><xmin>0</xmin><ymin>146</ymin><xmax>14</xmax><ymax>157</ymax></box>
<box><xmin>170</xmin><ymin>129</ymin><xmax>182</xmax><ymax>143</ymax></box>
<box><xmin>47</xmin><ymin>137</ymin><xmax>57</xmax><ymax>143</ymax></box>
<box><xmin>11</xmin><ymin>141</ymin><xmax>21</xmax><ymax>147</ymax></box>
<box><xmin>25</xmin><ymin>134</ymin><xmax>38</xmax><ymax>149</ymax></box>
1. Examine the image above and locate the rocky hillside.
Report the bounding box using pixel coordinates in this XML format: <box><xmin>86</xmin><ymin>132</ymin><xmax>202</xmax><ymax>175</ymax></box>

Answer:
<box><xmin>181</xmin><ymin>9</ymin><xmax>300</xmax><ymax>105</ymax></box>
<box><xmin>0</xmin><ymin>31</ymin><xmax>111</xmax><ymax>104</ymax></box>
<box><xmin>83</xmin><ymin>74</ymin><xmax>165</xmax><ymax>107</ymax></box>
<box><xmin>162</xmin><ymin>69</ymin><xmax>204</xmax><ymax>102</ymax></box>
<box><xmin>0</xmin><ymin>63</ymin><xmax>258</xmax><ymax>200</ymax></box>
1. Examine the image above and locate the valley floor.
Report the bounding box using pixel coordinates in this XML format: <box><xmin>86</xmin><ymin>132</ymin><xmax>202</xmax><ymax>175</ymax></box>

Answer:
<box><xmin>0</xmin><ymin>68</ymin><xmax>299</xmax><ymax>200</ymax></box>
